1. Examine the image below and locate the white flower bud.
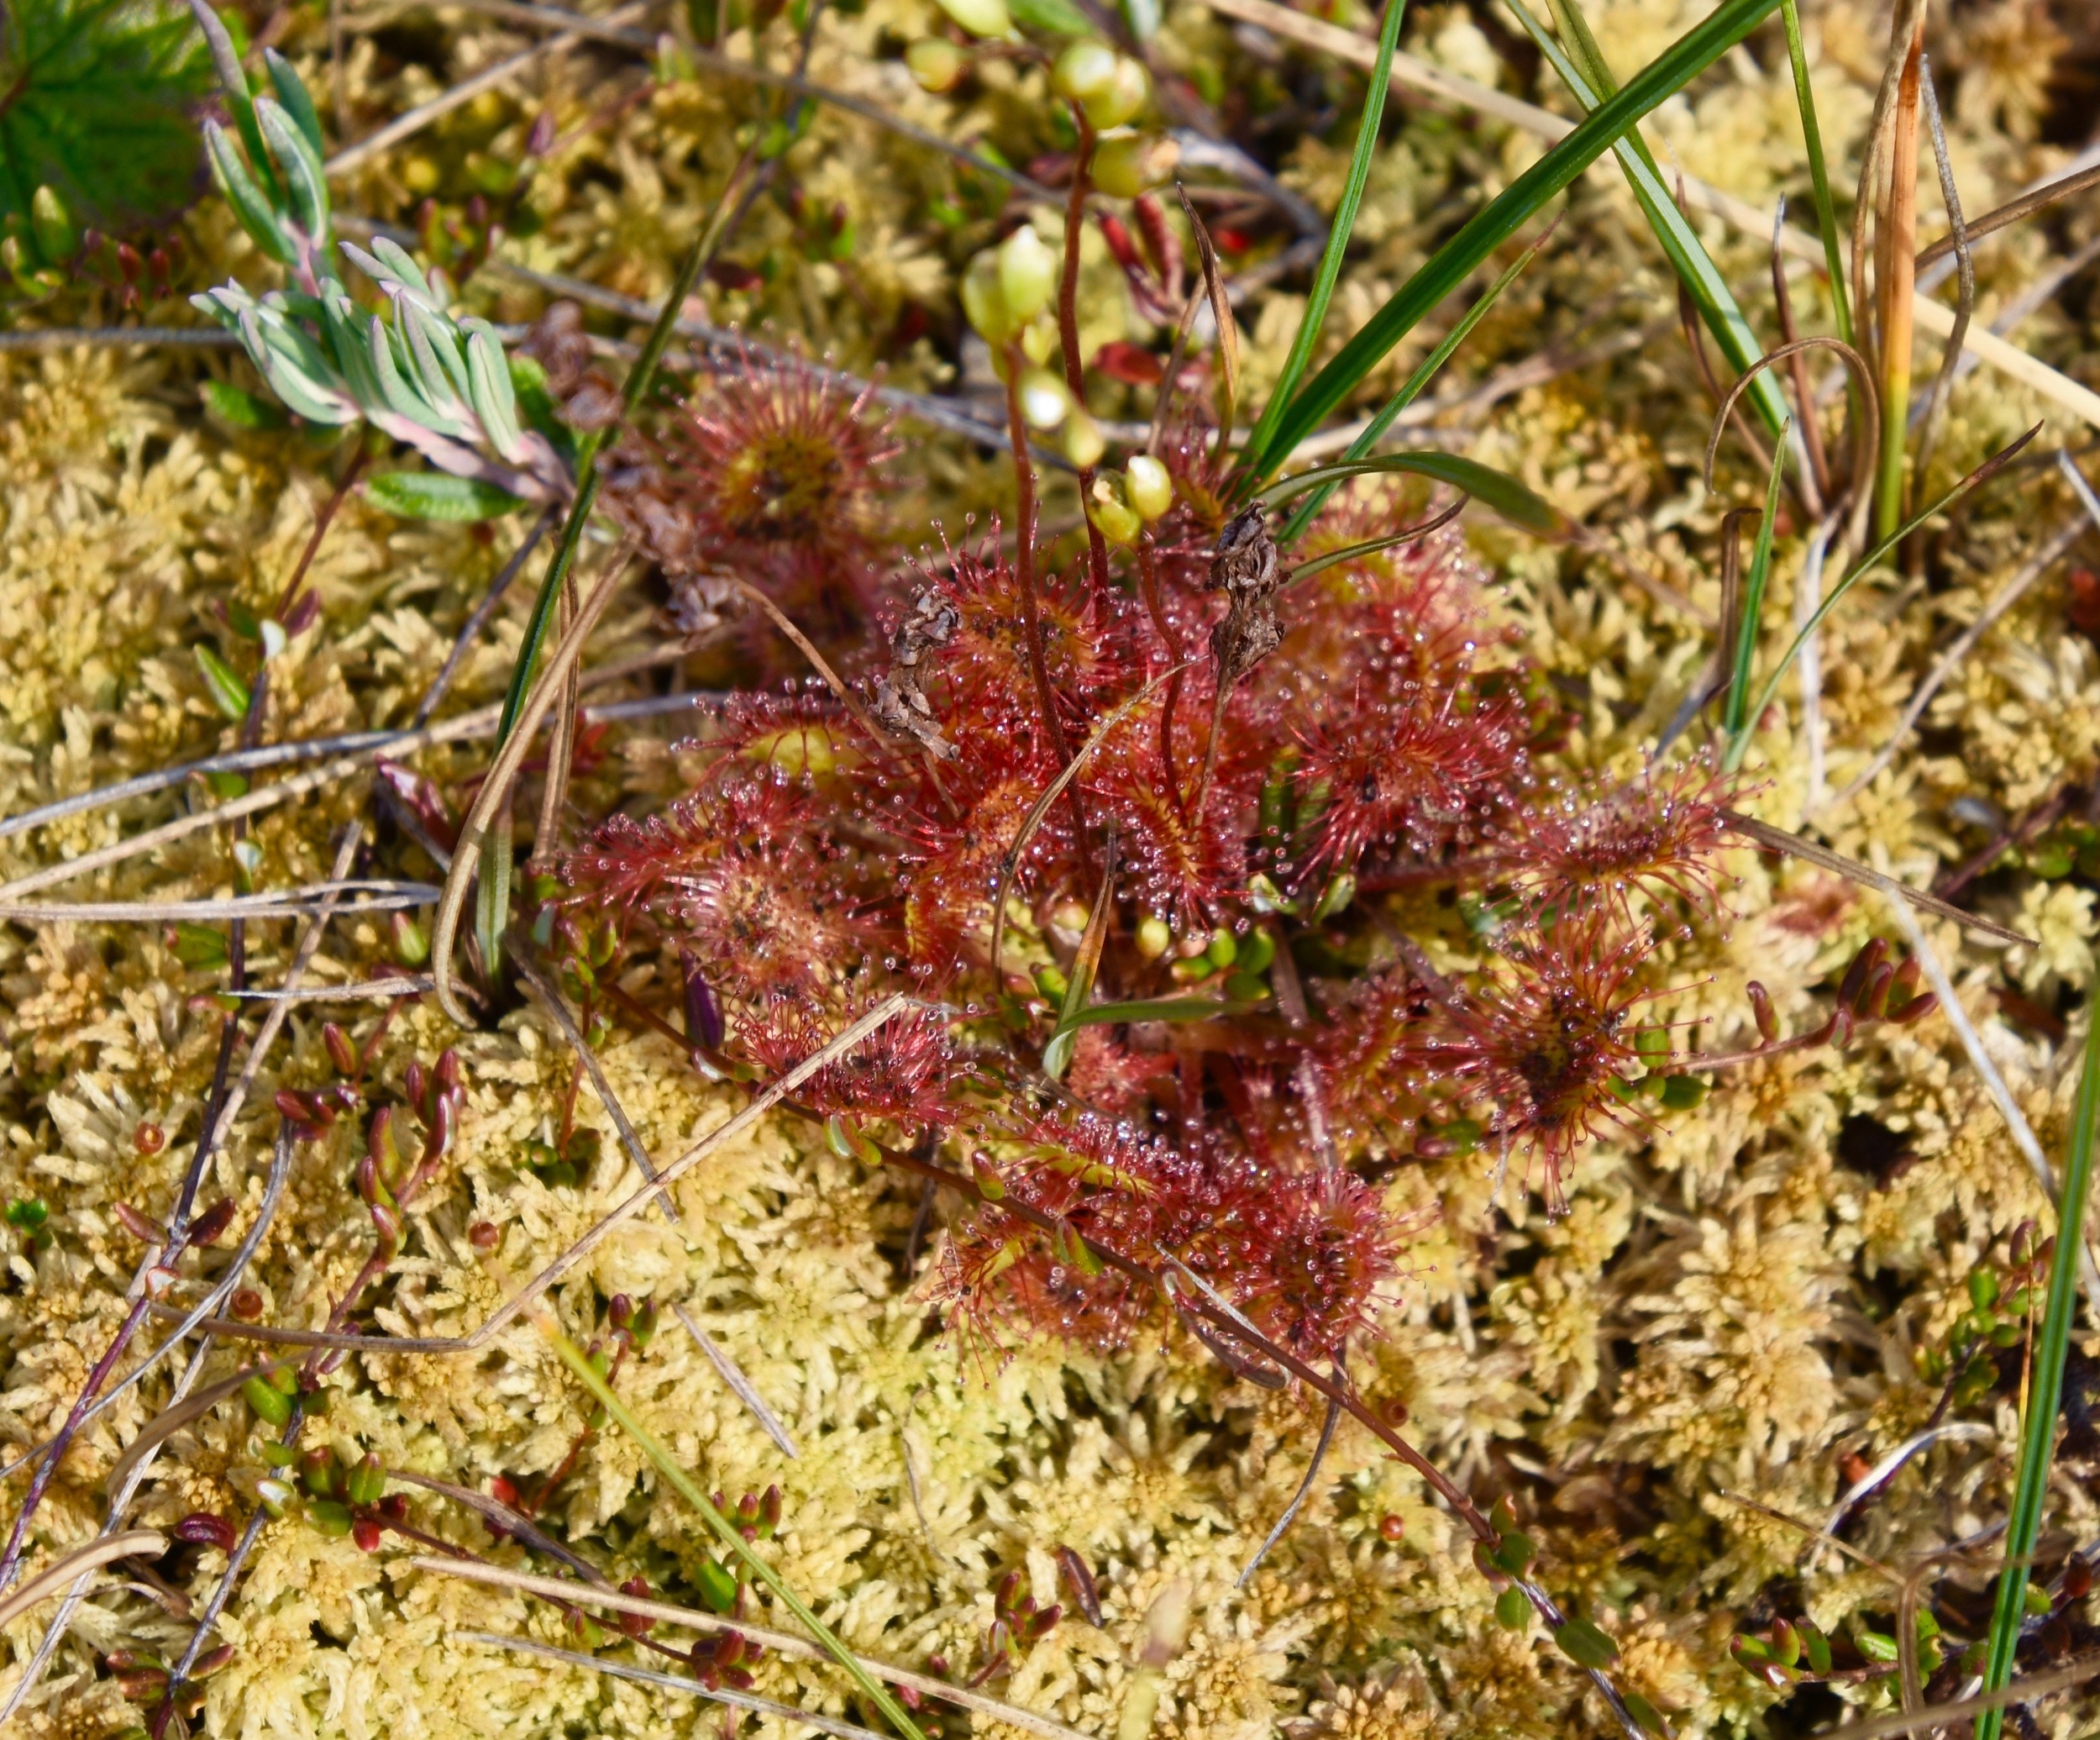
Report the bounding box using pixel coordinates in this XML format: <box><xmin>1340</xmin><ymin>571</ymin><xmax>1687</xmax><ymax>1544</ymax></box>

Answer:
<box><xmin>1018</xmin><ymin>368</ymin><xmax>1071</xmax><ymax>430</ymax></box>
<box><xmin>1064</xmin><ymin>407</ymin><xmax>1106</xmax><ymax>468</ymax></box>
<box><xmin>1052</xmin><ymin>39</ymin><xmax>1118</xmax><ymax>104</ymax></box>
<box><xmin>1088</xmin><ymin>473</ymin><xmax>1142</xmax><ymax>544</ymax></box>
<box><xmin>961</xmin><ymin>250</ymin><xmax>1013</xmax><ymax>343</ymax></box>
<box><xmin>1082</xmin><ymin>56</ymin><xmax>1148</xmax><ymax>129</ymax></box>
<box><xmin>1125</xmin><ymin>453</ymin><xmax>1173</xmax><ymax>520</ymax></box>
<box><xmin>1089</xmin><ymin>130</ymin><xmax>1177</xmax><ymax>197</ymax></box>
<box><xmin>906</xmin><ymin>38</ymin><xmax>968</xmax><ymax>92</ymax></box>
<box><xmin>997</xmin><ymin>225</ymin><xmax>1057</xmax><ymax>325</ymax></box>
<box><xmin>933</xmin><ymin>0</ymin><xmax>1010</xmax><ymax>37</ymax></box>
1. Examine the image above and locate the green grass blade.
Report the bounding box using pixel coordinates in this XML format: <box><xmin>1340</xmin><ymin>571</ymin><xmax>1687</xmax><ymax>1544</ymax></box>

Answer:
<box><xmin>1276</xmin><ymin>231</ymin><xmax>1547</xmax><ymax>544</ymax></box>
<box><xmin>1778</xmin><ymin>0</ymin><xmax>1851</xmax><ymax>345</ymax></box>
<box><xmin>479</xmin><ymin>162</ymin><xmax>751</xmax><ymax>975</ymax></box>
<box><xmin>1721</xmin><ymin>422</ymin><xmax>1789</xmax><ymax>739</ymax></box>
<box><xmin>1242</xmin><ymin>0</ymin><xmax>1409</xmax><ymax>468</ymax></box>
<box><xmin>1245</xmin><ymin>0</ymin><xmax>1781</xmax><ymax>479</ymax></box>
<box><xmin>1974</xmin><ymin>985</ymin><xmax>2100</xmax><ymax>1740</ymax></box>
<box><xmin>1723</xmin><ymin>422</ymin><xmax>2038</xmax><ymax>771</ymax></box>
<box><xmin>544</xmin><ymin>1325</ymin><xmax>932</xmax><ymax>1740</ymax></box>
<box><xmin>1254</xmin><ymin>453</ymin><xmax>1573</xmax><ymax>539</ymax></box>
<box><xmin>1510</xmin><ymin>0</ymin><xmax>1789</xmax><ymax>439</ymax></box>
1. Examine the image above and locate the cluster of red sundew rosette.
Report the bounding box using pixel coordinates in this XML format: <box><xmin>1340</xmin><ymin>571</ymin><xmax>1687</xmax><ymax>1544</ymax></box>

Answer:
<box><xmin>542</xmin><ymin>332</ymin><xmax>1844</xmax><ymax>1366</ymax></box>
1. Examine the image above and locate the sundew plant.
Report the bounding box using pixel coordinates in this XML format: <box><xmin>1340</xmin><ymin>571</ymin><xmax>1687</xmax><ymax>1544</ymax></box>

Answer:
<box><xmin>1</xmin><ymin>0</ymin><xmax>2099</xmax><ymax>1734</ymax></box>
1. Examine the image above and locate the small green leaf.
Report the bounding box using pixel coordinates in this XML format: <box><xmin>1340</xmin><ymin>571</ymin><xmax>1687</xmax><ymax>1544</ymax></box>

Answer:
<box><xmin>1658</xmin><ymin>1074</ymin><xmax>1708</xmax><ymax>1111</ymax></box>
<box><xmin>1554</xmin><ymin>1616</ymin><xmax>1620</xmax><ymax>1669</ymax></box>
<box><xmin>365</xmin><ymin>471</ymin><xmax>524</xmax><ymax>522</ymax></box>
<box><xmin>193</xmin><ymin>646</ymin><xmax>250</xmax><ymax>720</ymax></box>
<box><xmin>1007</xmin><ymin>0</ymin><xmax>1093</xmax><ymax>33</ymax></box>
<box><xmin>243</xmin><ymin>1374</ymin><xmax>293</xmax><ymax>1427</ymax></box>
<box><xmin>202</xmin><ymin>380</ymin><xmax>290</xmax><ymax>431</ymax></box>
<box><xmin>1856</xmin><ymin>1629</ymin><xmax>1898</xmax><ymax>1664</ymax></box>
<box><xmin>171</xmin><ymin>922</ymin><xmax>228</xmax><ymax>968</ymax></box>
<box><xmin>1494</xmin><ymin>1585</ymin><xmax>1530</xmax><ymax>1631</ymax></box>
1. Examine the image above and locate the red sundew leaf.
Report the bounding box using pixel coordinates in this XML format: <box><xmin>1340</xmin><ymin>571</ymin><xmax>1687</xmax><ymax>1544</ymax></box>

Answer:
<box><xmin>1093</xmin><ymin>341</ymin><xmax>1165</xmax><ymax>386</ymax></box>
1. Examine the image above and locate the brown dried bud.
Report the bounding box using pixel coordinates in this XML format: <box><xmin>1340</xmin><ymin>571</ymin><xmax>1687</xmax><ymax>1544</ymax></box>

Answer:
<box><xmin>113</xmin><ymin>1201</ymin><xmax>164</xmax><ymax>1243</ymax></box>
<box><xmin>175</xmin><ymin>1511</ymin><xmax>239</xmax><ymax>1552</ymax></box>
<box><xmin>1746</xmin><ymin>980</ymin><xmax>1777</xmax><ymax>1043</ymax></box>
<box><xmin>187</xmin><ymin>1196</ymin><xmax>237</xmax><ymax>1248</ymax></box>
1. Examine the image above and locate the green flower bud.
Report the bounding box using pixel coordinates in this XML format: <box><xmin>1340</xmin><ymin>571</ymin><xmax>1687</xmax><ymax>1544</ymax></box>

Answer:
<box><xmin>906</xmin><ymin>37</ymin><xmax>968</xmax><ymax>91</ymax></box>
<box><xmin>1087</xmin><ymin>475</ymin><xmax>1142</xmax><ymax>545</ymax></box>
<box><xmin>1124</xmin><ymin>453</ymin><xmax>1173</xmax><ymax>520</ymax></box>
<box><xmin>1020</xmin><ymin>313</ymin><xmax>1059</xmax><ymax>365</ymax></box>
<box><xmin>1064</xmin><ymin>407</ymin><xmax>1106</xmax><ymax>468</ymax></box>
<box><xmin>932</xmin><ymin>0</ymin><xmax>1009</xmax><ymax>35</ymax></box>
<box><xmin>1082</xmin><ymin>57</ymin><xmax>1147</xmax><ymax>129</ymax></box>
<box><xmin>961</xmin><ymin>250</ymin><xmax>1013</xmax><ymax>344</ymax></box>
<box><xmin>1136</xmin><ymin>916</ymin><xmax>1172</xmax><ymax>959</ymax></box>
<box><xmin>997</xmin><ymin>225</ymin><xmax>1057</xmax><ymax>324</ymax></box>
<box><xmin>1089</xmin><ymin>131</ymin><xmax>1177</xmax><ymax>198</ymax></box>
<box><xmin>1017</xmin><ymin>368</ymin><xmax>1071</xmax><ymax>430</ymax></box>
<box><xmin>1052</xmin><ymin>39</ymin><xmax>1117</xmax><ymax>104</ymax></box>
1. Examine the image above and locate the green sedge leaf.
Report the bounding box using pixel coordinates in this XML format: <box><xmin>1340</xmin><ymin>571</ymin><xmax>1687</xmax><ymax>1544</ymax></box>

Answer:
<box><xmin>1244</xmin><ymin>0</ymin><xmax>1407</xmax><ymax>463</ymax></box>
<box><xmin>365</xmin><ymin>471</ymin><xmax>524</xmax><ymax>522</ymax></box>
<box><xmin>1257</xmin><ymin>454</ymin><xmax>1573</xmax><ymax>541</ymax></box>
<box><xmin>1249</xmin><ymin>0</ymin><xmax>1781</xmax><ymax>475</ymax></box>
<box><xmin>1509</xmin><ymin>0</ymin><xmax>1788</xmax><ymax>439</ymax></box>
<box><xmin>1722</xmin><ymin>423</ymin><xmax>1790</xmax><ymax>737</ymax></box>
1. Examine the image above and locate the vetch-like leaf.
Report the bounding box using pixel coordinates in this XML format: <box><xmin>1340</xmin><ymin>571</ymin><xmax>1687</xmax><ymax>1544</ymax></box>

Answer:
<box><xmin>366</xmin><ymin>471</ymin><xmax>524</xmax><ymax>522</ymax></box>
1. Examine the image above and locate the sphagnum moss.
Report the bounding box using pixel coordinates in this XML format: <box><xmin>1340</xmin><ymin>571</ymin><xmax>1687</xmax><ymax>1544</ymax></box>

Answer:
<box><xmin>0</xmin><ymin>0</ymin><xmax>2098</xmax><ymax>1734</ymax></box>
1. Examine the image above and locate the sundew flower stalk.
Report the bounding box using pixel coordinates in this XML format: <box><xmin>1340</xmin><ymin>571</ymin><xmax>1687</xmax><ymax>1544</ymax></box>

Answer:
<box><xmin>509</xmin><ymin>24</ymin><xmax>1940</xmax><ymax>1700</ymax></box>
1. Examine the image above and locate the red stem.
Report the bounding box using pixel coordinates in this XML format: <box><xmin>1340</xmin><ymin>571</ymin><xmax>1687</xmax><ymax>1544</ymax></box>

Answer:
<box><xmin>1135</xmin><ymin>534</ymin><xmax>1187</xmax><ymax>813</ymax></box>
<box><xmin>1058</xmin><ymin>106</ymin><xmax>1111</xmax><ymax>601</ymax></box>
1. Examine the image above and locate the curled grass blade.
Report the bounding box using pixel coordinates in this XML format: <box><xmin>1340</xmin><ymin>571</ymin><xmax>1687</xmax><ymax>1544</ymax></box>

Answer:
<box><xmin>1725</xmin><ymin>422</ymin><xmax>2040</xmax><ymax>772</ymax></box>
<box><xmin>542</xmin><ymin>1322</ymin><xmax>931</xmax><ymax>1740</ymax></box>
<box><xmin>1974</xmin><ymin>980</ymin><xmax>2100</xmax><ymax>1740</ymax></box>
<box><xmin>1244</xmin><ymin>0</ymin><xmax>1782</xmax><ymax>478</ymax></box>
<box><xmin>1722</xmin><ymin>421</ymin><xmax>1790</xmax><ymax>739</ymax></box>
<box><xmin>1276</xmin><ymin>226</ymin><xmax>1551</xmax><ymax>544</ymax></box>
<box><xmin>1242</xmin><ymin>0</ymin><xmax>1408</xmax><ymax>465</ymax></box>
<box><xmin>1509</xmin><ymin>0</ymin><xmax>1789</xmax><ymax>439</ymax></box>
<box><xmin>1253</xmin><ymin>453</ymin><xmax>1572</xmax><ymax>539</ymax></box>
